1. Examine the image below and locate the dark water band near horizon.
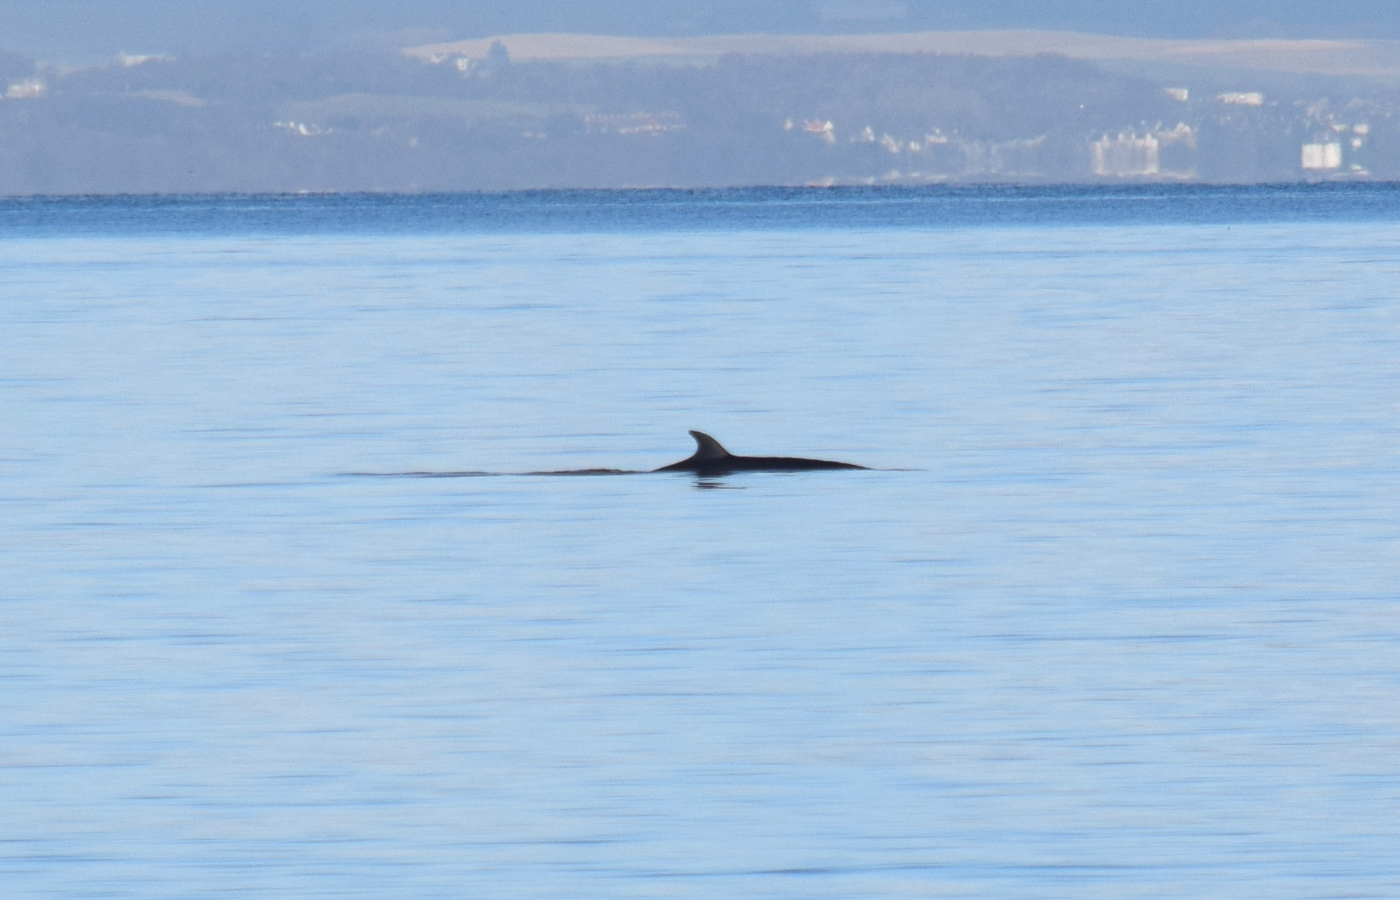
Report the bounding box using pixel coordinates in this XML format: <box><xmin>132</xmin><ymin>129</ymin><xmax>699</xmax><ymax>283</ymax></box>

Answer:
<box><xmin>3</xmin><ymin>186</ymin><xmax>1400</xmax><ymax>899</ymax></box>
<box><xmin>4</xmin><ymin>181</ymin><xmax>1400</xmax><ymax>235</ymax></box>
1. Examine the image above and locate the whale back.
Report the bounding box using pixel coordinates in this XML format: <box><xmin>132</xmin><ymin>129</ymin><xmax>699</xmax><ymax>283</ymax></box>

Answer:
<box><xmin>652</xmin><ymin>430</ymin><xmax>865</xmax><ymax>473</ymax></box>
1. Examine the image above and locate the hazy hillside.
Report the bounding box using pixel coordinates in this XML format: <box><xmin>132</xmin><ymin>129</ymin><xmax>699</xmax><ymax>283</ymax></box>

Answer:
<box><xmin>406</xmin><ymin>31</ymin><xmax>1400</xmax><ymax>79</ymax></box>
<box><xmin>2</xmin><ymin>47</ymin><xmax>1397</xmax><ymax>193</ymax></box>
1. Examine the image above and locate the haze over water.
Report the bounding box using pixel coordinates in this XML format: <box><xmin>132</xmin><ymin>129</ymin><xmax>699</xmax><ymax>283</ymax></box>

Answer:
<box><xmin>3</xmin><ymin>187</ymin><xmax>1399</xmax><ymax>898</ymax></box>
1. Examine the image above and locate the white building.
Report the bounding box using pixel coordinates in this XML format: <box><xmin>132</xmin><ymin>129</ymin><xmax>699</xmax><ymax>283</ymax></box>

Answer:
<box><xmin>1093</xmin><ymin>132</ymin><xmax>1159</xmax><ymax>176</ymax></box>
<box><xmin>1301</xmin><ymin>143</ymin><xmax>1343</xmax><ymax>170</ymax></box>
<box><xmin>4</xmin><ymin>78</ymin><xmax>46</xmax><ymax>99</ymax></box>
<box><xmin>1217</xmin><ymin>92</ymin><xmax>1264</xmax><ymax>106</ymax></box>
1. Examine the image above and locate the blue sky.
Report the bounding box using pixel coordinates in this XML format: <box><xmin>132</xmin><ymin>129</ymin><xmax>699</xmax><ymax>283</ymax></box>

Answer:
<box><xmin>4</xmin><ymin>1</ymin><xmax>1398</xmax><ymax>61</ymax></box>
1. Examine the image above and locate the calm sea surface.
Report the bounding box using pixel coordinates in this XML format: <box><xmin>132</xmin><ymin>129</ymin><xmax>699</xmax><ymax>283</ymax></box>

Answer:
<box><xmin>3</xmin><ymin>187</ymin><xmax>1399</xmax><ymax>898</ymax></box>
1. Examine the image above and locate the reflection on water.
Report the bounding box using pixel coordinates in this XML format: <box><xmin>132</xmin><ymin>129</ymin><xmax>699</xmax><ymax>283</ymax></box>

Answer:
<box><xmin>2</xmin><ymin>192</ymin><xmax>1399</xmax><ymax>899</ymax></box>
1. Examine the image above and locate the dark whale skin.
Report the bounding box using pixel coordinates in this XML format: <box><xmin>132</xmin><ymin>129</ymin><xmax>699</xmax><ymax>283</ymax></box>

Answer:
<box><xmin>653</xmin><ymin>430</ymin><xmax>866</xmax><ymax>475</ymax></box>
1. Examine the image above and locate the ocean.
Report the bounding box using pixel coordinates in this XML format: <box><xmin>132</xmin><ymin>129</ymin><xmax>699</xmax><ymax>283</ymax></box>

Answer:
<box><xmin>3</xmin><ymin>186</ymin><xmax>1399</xmax><ymax>898</ymax></box>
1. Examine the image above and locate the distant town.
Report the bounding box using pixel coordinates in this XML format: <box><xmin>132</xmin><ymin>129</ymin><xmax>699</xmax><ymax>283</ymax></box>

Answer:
<box><xmin>2</xmin><ymin>33</ymin><xmax>1398</xmax><ymax>193</ymax></box>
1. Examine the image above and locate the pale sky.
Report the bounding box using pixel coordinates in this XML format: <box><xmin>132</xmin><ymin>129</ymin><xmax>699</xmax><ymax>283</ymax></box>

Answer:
<box><xmin>4</xmin><ymin>0</ymin><xmax>1398</xmax><ymax>62</ymax></box>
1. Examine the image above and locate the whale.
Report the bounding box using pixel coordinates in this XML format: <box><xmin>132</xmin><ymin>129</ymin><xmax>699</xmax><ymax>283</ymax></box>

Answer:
<box><xmin>347</xmin><ymin>430</ymin><xmax>868</xmax><ymax>479</ymax></box>
<box><xmin>653</xmin><ymin>430</ymin><xmax>866</xmax><ymax>475</ymax></box>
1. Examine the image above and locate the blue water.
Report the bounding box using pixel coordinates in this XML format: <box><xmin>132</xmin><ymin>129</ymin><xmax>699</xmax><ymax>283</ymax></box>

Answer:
<box><xmin>5</xmin><ymin>183</ymin><xmax>1400</xmax><ymax>235</ymax></box>
<box><xmin>3</xmin><ymin>187</ymin><xmax>1399</xmax><ymax>899</ymax></box>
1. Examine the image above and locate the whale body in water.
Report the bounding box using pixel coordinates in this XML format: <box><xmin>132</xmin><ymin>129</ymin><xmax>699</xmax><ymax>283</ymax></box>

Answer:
<box><xmin>653</xmin><ymin>431</ymin><xmax>866</xmax><ymax>475</ymax></box>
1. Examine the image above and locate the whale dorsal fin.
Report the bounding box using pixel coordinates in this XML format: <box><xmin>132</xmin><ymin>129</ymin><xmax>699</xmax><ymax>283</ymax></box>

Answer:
<box><xmin>688</xmin><ymin>430</ymin><xmax>732</xmax><ymax>462</ymax></box>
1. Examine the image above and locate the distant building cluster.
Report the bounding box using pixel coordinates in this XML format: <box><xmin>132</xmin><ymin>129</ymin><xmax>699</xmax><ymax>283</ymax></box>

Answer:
<box><xmin>1297</xmin><ymin>100</ymin><xmax>1373</xmax><ymax>175</ymax></box>
<box><xmin>774</xmin><ymin>81</ymin><xmax>1389</xmax><ymax>184</ymax></box>
<box><xmin>1091</xmin><ymin>124</ymin><xmax>1196</xmax><ymax>178</ymax></box>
